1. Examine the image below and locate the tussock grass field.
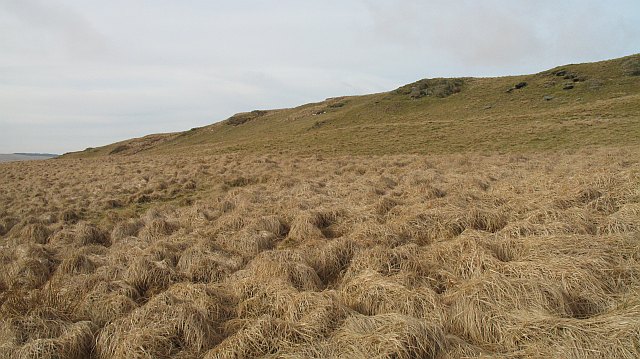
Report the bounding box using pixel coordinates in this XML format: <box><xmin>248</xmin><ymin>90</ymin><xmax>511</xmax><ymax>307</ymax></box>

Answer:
<box><xmin>1</xmin><ymin>54</ymin><xmax>640</xmax><ymax>358</ymax></box>
<box><xmin>1</xmin><ymin>146</ymin><xmax>640</xmax><ymax>358</ymax></box>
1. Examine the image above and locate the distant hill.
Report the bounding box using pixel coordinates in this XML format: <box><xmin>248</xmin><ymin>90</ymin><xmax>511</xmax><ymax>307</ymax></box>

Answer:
<box><xmin>0</xmin><ymin>153</ymin><xmax>58</xmax><ymax>163</ymax></box>
<box><xmin>64</xmin><ymin>53</ymin><xmax>640</xmax><ymax>158</ymax></box>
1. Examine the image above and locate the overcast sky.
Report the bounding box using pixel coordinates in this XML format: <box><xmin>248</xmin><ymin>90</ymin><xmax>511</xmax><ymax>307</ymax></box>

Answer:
<box><xmin>1</xmin><ymin>0</ymin><xmax>639</xmax><ymax>154</ymax></box>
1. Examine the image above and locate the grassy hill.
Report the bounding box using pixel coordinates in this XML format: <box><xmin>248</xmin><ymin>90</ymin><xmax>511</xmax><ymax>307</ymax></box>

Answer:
<box><xmin>66</xmin><ymin>53</ymin><xmax>640</xmax><ymax>158</ymax></box>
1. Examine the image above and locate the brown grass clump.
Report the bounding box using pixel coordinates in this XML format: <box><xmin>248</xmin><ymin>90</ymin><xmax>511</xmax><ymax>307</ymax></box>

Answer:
<box><xmin>124</xmin><ymin>256</ymin><xmax>181</xmax><ymax>297</ymax></box>
<box><xmin>204</xmin><ymin>314</ymin><xmax>312</xmax><ymax>358</ymax></box>
<box><xmin>19</xmin><ymin>223</ymin><xmax>51</xmax><ymax>245</ymax></box>
<box><xmin>60</xmin><ymin>210</ymin><xmax>80</xmax><ymax>224</ymax></box>
<box><xmin>96</xmin><ymin>283</ymin><xmax>234</xmax><ymax>359</ymax></box>
<box><xmin>443</xmin><ymin>273</ymin><xmax>568</xmax><ymax>350</ymax></box>
<box><xmin>514</xmin><ymin>300</ymin><xmax>640</xmax><ymax>359</ymax></box>
<box><xmin>287</xmin><ymin>209</ymin><xmax>344</xmax><ymax>242</ymax></box>
<box><xmin>598</xmin><ymin>203</ymin><xmax>640</xmax><ymax>234</ymax></box>
<box><xmin>8</xmin><ymin>320</ymin><xmax>94</xmax><ymax>359</ymax></box>
<box><xmin>0</xmin><ymin>287</ymin><xmax>95</xmax><ymax>359</ymax></box>
<box><xmin>78</xmin><ymin>280</ymin><xmax>140</xmax><ymax>327</ymax></box>
<box><xmin>330</xmin><ymin>313</ymin><xmax>446</xmax><ymax>358</ymax></box>
<box><xmin>75</xmin><ymin>222</ymin><xmax>110</xmax><ymax>246</ymax></box>
<box><xmin>375</xmin><ymin>196</ymin><xmax>401</xmax><ymax>215</ymax></box>
<box><xmin>232</xmin><ymin>250</ymin><xmax>323</xmax><ymax>293</ymax></box>
<box><xmin>139</xmin><ymin>217</ymin><xmax>179</xmax><ymax>241</ymax></box>
<box><xmin>211</xmin><ymin>291</ymin><xmax>350</xmax><ymax>358</ymax></box>
<box><xmin>401</xmin><ymin>208</ymin><xmax>468</xmax><ymax>244</ymax></box>
<box><xmin>235</xmin><ymin>284</ymin><xmax>347</xmax><ymax>325</ymax></box>
<box><xmin>56</xmin><ymin>252</ymin><xmax>97</xmax><ymax>276</ymax></box>
<box><xmin>0</xmin><ymin>216</ymin><xmax>18</xmax><ymax>236</ymax></box>
<box><xmin>137</xmin><ymin>207</ymin><xmax>180</xmax><ymax>241</ymax></box>
<box><xmin>177</xmin><ymin>241</ymin><xmax>243</xmax><ymax>283</ymax></box>
<box><xmin>343</xmin><ymin>244</ymin><xmax>425</xmax><ymax>279</ymax></box>
<box><xmin>0</xmin><ymin>244</ymin><xmax>56</xmax><ymax>290</ymax></box>
<box><xmin>47</xmin><ymin>222</ymin><xmax>110</xmax><ymax>248</ymax></box>
<box><xmin>252</xmin><ymin>215</ymin><xmax>290</xmax><ymax>237</ymax></box>
<box><xmin>302</xmin><ymin>237</ymin><xmax>358</xmax><ymax>284</ymax></box>
<box><xmin>110</xmin><ymin>219</ymin><xmax>144</xmax><ymax>241</ymax></box>
<box><xmin>421</xmin><ymin>234</ymin><xmax>501</xmax><ymax>287</ymax></box>
<box><xmin>340</xmin><ymin>269</ymin><xmax>440</xmax><ymax>318</ymax></box>
<box><xmin>217</xmin><ymin>228</ymin><xmax>279</xmax><ymax>258</ymax></box>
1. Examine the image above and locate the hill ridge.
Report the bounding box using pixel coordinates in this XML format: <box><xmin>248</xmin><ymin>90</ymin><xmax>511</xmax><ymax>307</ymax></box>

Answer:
<box><xmin>64</xmin><ymin>53</ymin><xmax>640</xmax><ymax>158</ymax></box>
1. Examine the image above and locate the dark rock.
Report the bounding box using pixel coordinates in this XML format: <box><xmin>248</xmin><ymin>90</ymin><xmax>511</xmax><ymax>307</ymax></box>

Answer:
<box><xmin>410</xmin><ymin>86</ymin><xmax>423</xmax><ymax>99</ymax></box>
<box><xmin>226</xmin><ymin>110</ymin><xmax>268</xmax><ymax>126</ymax></box>
<box><xmin>563</xmin><ymin>83</ymin><xmax>575</xmax><ymax>90</ymax></box>
<box><xmin>514</xmin><ymin>82</ymin><xmax>528</xmax><ymax>89</ymax></box>
<box><xmin>109</xmin><ymin>145</ymin><xmax>130</xmax><ymax>155</ymax></box>
<box><xmin>622</xmin><ymin>58</ymin><xmax>640</xmax><ymax>76</ymax></box>
<box><xmin>311</xmin><ymin>121</ymin><xmax>325</xmax><ymax>129</ymax></box>
<box><xmin>398</xmin><ymin>78</ymin><xmax>464</xmax><ymax>98</ymax></box>
<box><xmin>328</xmin><ymin>101</ymin><xmax>346</xmax><ymax>108</ymax></box>
<box><xmin>554</xmin><ymin>70</ymin><xmax>567</xmax><ymax>77</ymax></box>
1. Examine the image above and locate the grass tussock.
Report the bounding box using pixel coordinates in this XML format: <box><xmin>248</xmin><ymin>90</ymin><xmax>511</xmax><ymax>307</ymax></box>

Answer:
<box><xmin>177</xmin><ymin>241</ymin><xmax>243</xmax><ymax>283</ymax></box>
<box><xmin>331</xmin><ymin>313</ymin><xmax>446</xmax><ymax>358</ymax></box>
<box><xmin>0</xmin><ymin>244</ymin><xmax>57</xmax><ymax>290</ymax></box>
<box><xmin>96</xmin><ymin>283</ymin><xmax>234</xmax><ymax>359</ymax></box>
<box><xmin>0</xmin><ymin>286</ymin><xmax>95</xmax><ymax>359</ymax></box>
<box><xmin>340</xmin><ymin>269</ymin><xmax>440</xmax><ymax>318</ymax></box>
<box><xmin>6</xmin><ymin>320</ymin><xmax>94</xmax><ymax>359</ymax></box>
<box><xmin>20</xmin><ymin>223</ymin><xmax>51</xmax><ymax>245</ymax></box>
<box><xmin>78</xmin><ymin>280</ymin><xmax>140</xmax><ymax>327</ymax></box>
<box><xmin>110</xmin><ymin>219</ymin><xmax>144</xmax><ymax>242</ymax></box>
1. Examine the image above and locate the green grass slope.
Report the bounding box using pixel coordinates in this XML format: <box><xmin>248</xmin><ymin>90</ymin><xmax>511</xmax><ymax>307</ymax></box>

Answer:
<box><xmin>66</xmin><ymin>54</ymin><xmax>640</xmax><ymax>158</ymax></box>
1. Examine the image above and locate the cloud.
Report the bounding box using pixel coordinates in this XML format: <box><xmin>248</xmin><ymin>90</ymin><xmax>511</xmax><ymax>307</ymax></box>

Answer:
<box><xmin>361</xmin><ymin>0</ymin><xmax>640</xmax><ymax>74</ymax></box>
<box><xmin>0</xmin><ymin>0</ymin><xmax>110</xmax><ymax>63</ymax></box>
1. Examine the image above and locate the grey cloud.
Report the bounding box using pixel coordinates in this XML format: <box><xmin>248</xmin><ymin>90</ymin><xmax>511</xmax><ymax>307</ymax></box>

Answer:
<box><xmin>0</xmin><ymin>0</ymin><xmax>109</xmax><ymax>62</ymax></box>
<box><xmin>361</xmin><ymin>0</ymin><xmax>640</xmax><ymax>74</ymax></box>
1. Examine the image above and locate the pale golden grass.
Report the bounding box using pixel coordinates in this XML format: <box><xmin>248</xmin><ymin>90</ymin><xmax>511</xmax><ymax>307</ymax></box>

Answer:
<box><xmin>1</xmin><ymin>147</ymin><xmax>640</xmax><ymax>358</ymax></box>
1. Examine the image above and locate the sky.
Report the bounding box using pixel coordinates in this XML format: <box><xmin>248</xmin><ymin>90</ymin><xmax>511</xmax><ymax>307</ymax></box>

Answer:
<box><xmin>1</xmin><ymin>0</ymin><xmax>639</xmax><ymax>154</ymax></box>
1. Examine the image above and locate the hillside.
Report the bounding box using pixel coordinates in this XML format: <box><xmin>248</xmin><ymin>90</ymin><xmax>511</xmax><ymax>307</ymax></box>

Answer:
<box><xmin>65</xmin><ymin>54</ymin><xmax>640</xmax><ymax>158</ymax></box>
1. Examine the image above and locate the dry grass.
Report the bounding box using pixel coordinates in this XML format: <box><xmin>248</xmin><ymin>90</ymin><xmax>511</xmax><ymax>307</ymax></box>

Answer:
<box><xmin>1</xmin><ymin>146</ymin><xmax>640</xmax><ymax>358</ymax></box>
